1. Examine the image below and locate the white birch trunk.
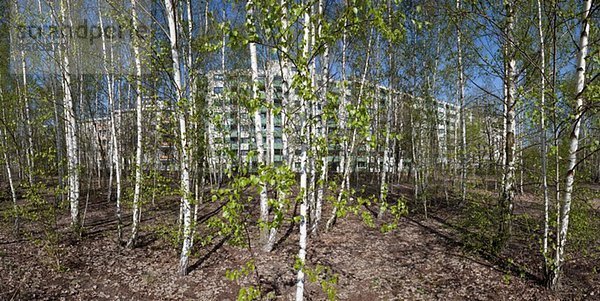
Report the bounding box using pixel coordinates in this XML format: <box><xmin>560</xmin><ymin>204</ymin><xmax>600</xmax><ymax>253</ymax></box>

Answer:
<box><xmin>264</xmin><ymin>73</ymin><xmax>279</xmax><ymax>251</ymax></box>
<box><xmin>186</xmin><ymin>0</ymin><xmax>198</xmax><ymax>204</ymax></box>
<box><xmin>126</xmin><ymin>0</ymin><xmax>144</xmax><ymax>249</ymax></box>
<box><xmin>378</xmin><ymin>0</ymin><xmax>393</xmax><ymax>219</ymax></box>
<box><xmin>313</xmin><ymin>0</ymin><xmax>328</xmax><ymax>234</ymax></box>
<box><xmin>296</xmin><ymin>4</ymin><xmax>312</xmax><ymax>300</ymax></box>
<box><xmin>307</xmin><ymin>5</ymin><xmax>317</xmax><ymax>231</ymax></box>
<box><xmin>246</xmin><ymin>0</ymin><xmax>270</xmax><ymax>250</ymax></box>
<box><xmin>536</xmin><ymin>0</ymin><xmax>550</xmax><ymax>266</ymax></box>
<box><xmin>500</xmin><ymin>43</ymin><xmax>508</xmax><ymax>194</ymax></box>
<box><xmin>551</xmin><ymin>0</ymin><xmax>591</xmax><ymax>288</ymax></box>
<box><xmin>338</xmin><ymin>3</ymin><xmax>348</xmax><ymax>174</ymax></box>
<box><xmin>2</xmin><ymin>132</ymin><xmax>17</xmax><ymax>231</ymax></box>
<box><xmin>266</xmin><ymin>72</ymin><xmax>275</xmax><ymax>165</ymax></box>
<box><xmin>19</xmin><ymin>49</ymin><xmax>34</xmax><ymax>186</ymax></box>
<box><xmin>59</xmin><ymin>0</ymin><xmax>80</xmax><ymax>229</ymax></box>
<box><xmin>99</xmin><ymin>7</ymin><xmax>122</xmax><ymax>241</ymax></box>
<box><xmin>0</xmin><ymin>84</ymin><xmax>18</xmax><ymax>232</ymax></box>
<box><xmin>456</xmin><ymin>0</ymin><xmax>467</xmax><ymax>203</ymax></box>
<box><xmin>500</xmin><ymin>0</ymin><xmax>517</xmax><ymax>242</ymax></box>
<box><xmin>378</xmin><ymin>92</ymin><xmax>392</xmax><ymax>218</ymax></box>
<box><xmin>280</xmin><ymin>0</ymin><xmax>292</xmax><ymax>167</ymax></box>
<box><xmin>163</xmin><ymin>0</ymin><xmax>193</xmax><ymax>275</ymax></box>
<box><xmin>264</xmin><ymin>0</ymin><xmax>293</xmax><ymax>249</ymax></box>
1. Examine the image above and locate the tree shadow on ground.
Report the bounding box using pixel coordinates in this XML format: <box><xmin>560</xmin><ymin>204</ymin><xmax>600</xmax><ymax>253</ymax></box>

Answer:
<box><xmin>406</xmin><ymin>215</ymin><xmax>544</xmax><ymax>286</ymax></box>
<box><xmin>187</xmin><ymin>235</ymin><xmax>230</xmax><ymax>274</ymax></box>
<box><xmin>273</xmin><ymin>199</ymin><xmax>299</xmax><ymax>250</ymax></box>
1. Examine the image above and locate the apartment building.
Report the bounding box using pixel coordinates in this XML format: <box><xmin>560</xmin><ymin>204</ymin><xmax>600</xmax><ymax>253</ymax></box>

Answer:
<box><xmin>205</xmin><ymin>63</ymin><xmax>462</xmax><ymax>174</ymax></box>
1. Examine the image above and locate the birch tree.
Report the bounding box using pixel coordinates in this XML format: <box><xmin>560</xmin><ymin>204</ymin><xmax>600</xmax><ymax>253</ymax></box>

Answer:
<box><xmin>126</xmin><ymin>0</ymin><xmax>144</xmax><ymax>249</ymax></box>
<box><xmin>296</xmin><ymin>3</ymin><xmax>311</xmax><ymax>298</ymax></box>
<box><xmin>378</xmin><ymin>0</ymin><xmax>394</xmax><ymax>219</ymax></box>
<box><xmin>162</xmin><ymin>0</ymin><xmax>194</xmax><ymax>275</ymax></box>
<box><xmin>456</xmin><ymin>0</ymin><xmax>467</xmax><ymax>203</ymax></box>
<box><xmin>19</xmin><ymin>48</ymin><xmax>34</xmax><ymax>186</ymax></box>
<box><xmin>0</xmin><ymin>78</ymin><xmax>18</xmax><ymax>233</ymax></box>
<box><xmin>313</xmin><ymin>0</ymin><xmax>328</xmax><ymax>233</ymax></box>
<box><xmin>98</xmin><ymin>4</ymin><xmax>123</xmax><ymax>241</ymax></box>
<box><xmin>498</xmin><ymin>0</ymin><xmax>517</xmax><ymax>245</ymax></box>
<box><xmin>59</xmin><ymin>0</ymin><xmax>80</xmax><ymax>230</ymax></box>
<box><xmin>245</xmin><ymin>0</ymin><xmax>271</xmax><ymax>251</ymax></box>
<box><xmin>536</xmin><ymin>0</ymin><xmax>550</xmax><ymax>278</ymax></box>
<box><xmin>550</xmin><ymin>0</ymin><xmax>592</xmax><ymax>288</ymax></box>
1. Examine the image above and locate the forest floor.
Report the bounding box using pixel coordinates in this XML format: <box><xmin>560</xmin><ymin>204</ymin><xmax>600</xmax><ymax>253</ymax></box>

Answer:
<box><xmin>0</xmin><ymin>181</ymin><xmax>599</xmax><ymax>300</ymax></box>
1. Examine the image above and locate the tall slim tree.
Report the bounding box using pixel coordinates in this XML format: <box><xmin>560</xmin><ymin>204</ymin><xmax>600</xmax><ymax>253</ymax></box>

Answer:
<box><xmin>313</xmin><ymin>0</ymin><xmax>329</xmax><ymax>233</ymax></box>
<box><xmin>246</xmin><ymin>0</ymin><xmax>271</xmax><ymax>251</ymax></box>
<box><xmin>126</xmin><ymin>0</ymin><xmax>145</xmax><ymax>249</ymax></box>
<box><xmin>536</xmin><ymin>0</ymin><xmax>550</xmax><ymax>278</ymax></box>
<box><xmin>98</xmin><ymin>3</ymin><xmax>122</xmax><ymax>241</ymax></box>
<box><xmin>296</xmin><ymin>2</ymin><xmax>312</xmax><ymax>299</ymax></box>
<box><xmin>378</xmin><ymin>0</ymin><xmax>394</xmax><ymax>219</ymax></box>
<box><xmin>456</xmin><ymin>0</ymin><xmax>467</xmax><ymax>203</ymax></box>
<box><xmin>59</xmin><ymin>0</ymin><xmax>80</xmax><ymax>230</ymax></box>
<box><xmin>550</xmin><ymin>0</ymin><xmax>592</xmax><ymax>288</ymax></box>
<box><xmin>163</xmin><ymin>0</ymin><xmax>193</xmax><ymax>275</ymax></box>
<box><xmin>498</xmin><ymin>0</ymin><xmax>517</xmax><ymax>244</ymax></box>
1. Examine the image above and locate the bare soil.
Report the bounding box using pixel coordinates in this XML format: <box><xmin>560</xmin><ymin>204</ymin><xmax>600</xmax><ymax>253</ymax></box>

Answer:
<box><xmin>0</xmin><ymin>183</ymin><xmax>599</xmax><ymax>300</ymax></box>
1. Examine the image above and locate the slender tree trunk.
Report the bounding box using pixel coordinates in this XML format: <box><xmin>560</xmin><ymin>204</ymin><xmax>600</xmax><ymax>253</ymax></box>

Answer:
<box><xmin>99</xmin><ymin>7</ymin><xmax>122</xmax><ymax>241</ymax></box>
<box><xmin>550</xmin><ymin>0</ymin><xmax>562</xmax><ymax>277</ymax></box>
<box><xmin>500</xmin><ymin>45</ymin><xmax>508</xmax><ymax>196</ymax></box>
<box><xmin>264</xmin><ymin>0</ymin><xmax>293</xmax><ymax>251</ymax></box>
<box><xmin>456</xmin><ymin>0</ymin><xmax>467</xmax><ymax>203</ymax></box>
<box><xmin>246</xmin><ymin>0</ymin><xmax>271</xmax><ymax>250</ymax></box>
<box><xmin>163</xmin><ymin>0</ymin><xmax>193</xmax><ymax>275</ymax></box>
<box><xmin>19</xmin><ymin>49</ymin><xmax>34</xmax><ymax>186</ymax></box>
<box><xmin>0</xmin><ymin>85</ymin><xmax>18</xmax><ymax>233</ymax></box>
<box><xmin>313</xmin><ymin>0</ymin><xmax>328</xmax><ymax>234</ymax></box>
<box><xmin>51</xmin><ymin>74</ymin><xmax>65</xmax><ymax>204</ymax></box>
<box><xmin>296</xmin><ymin>4</ymin><xmax>312</xmax><ymax>300</ymax></box>
<box><xmin>280</xmin><ymin>0</ymin><xmax>292</xmax><ymax>167</ymax></box>
<box><xmin>59</xmin><ymin>0</ymin><xmax>80</xmax><ymax>230</ymax></box>
<box><xmin>499</xmin><ymin>0</ymin><xmax>517</xmax><ymax>244</ymax></box>
<box><xmin>186</xmin><ymin>0</ymin><xmax>199</xmax><ymax>208</ymax></box>
<box><xmin>379</xmin><ymin>92</ymin><xmax>392</xmax><ymax>218</ymax></box>
<box><xmin>338</xmin><ymin>2</ymin><xmax>348</xmax><ymax>175</ymax></box>
<box><xmin>518</xmin><ymin>117</ymin><xmax>524</xmax><ymax>194</ymax></box>
<box><xmin>378</xmin><ymin>0</ymin><xmax>393</xmax><ymax>219</ymax></box>
<box><xmin>266</xmin><ymin>74</ymin><xmax>275</xmax><ymax>166</ymax></box>
<box><xmin>126</xmin><ymin>0</ymin><xmax>145</xmax><ymax>249</ymax></box>
<box><xmin>410</xmin><ymin>103</ymin><xmax>420</xmax><ymax>206</ymax></box>
<box><xmin>265</xmin><ymin>63</ymin><xmax>282</xmax><ymax>250</ymax></box>
<box><xmin>550</xmin><ymin>0</ymin><xmax>591</xmax><ymax>288</ymax></box>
